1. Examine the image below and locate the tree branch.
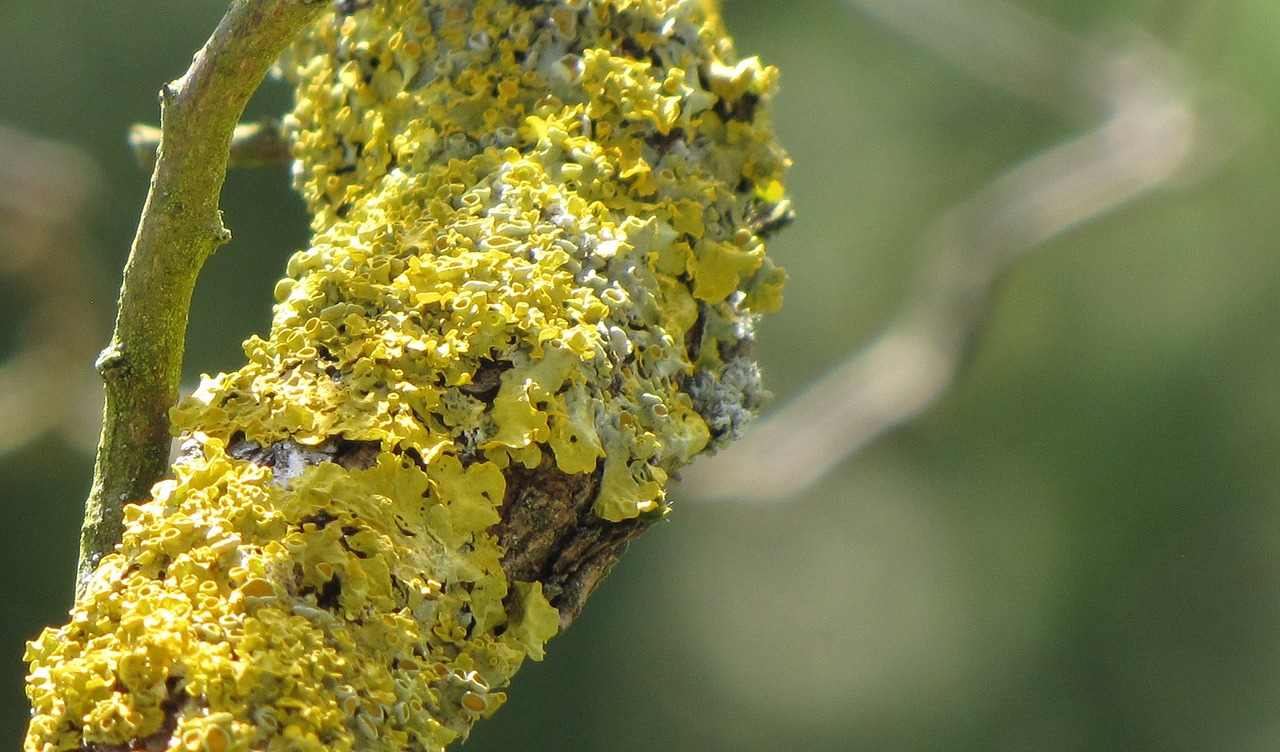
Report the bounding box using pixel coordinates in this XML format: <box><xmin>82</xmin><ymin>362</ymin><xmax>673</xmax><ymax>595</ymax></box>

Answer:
<box><xmin>79</xmin><ymin>0</ymin><xmax>326</xmax><ymax>593</ymax></box>
<box><xmin>28</xmin><ymin>2</ymin><xmax>790</xmax><ymax>750</ymax></box>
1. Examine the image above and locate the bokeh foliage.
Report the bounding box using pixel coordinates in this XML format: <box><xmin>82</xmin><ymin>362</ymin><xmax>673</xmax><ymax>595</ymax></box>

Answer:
<box><xmin>3</xmin><ymin>0</ymin><xmax>1280</xmax><ymax>749</ymax></box>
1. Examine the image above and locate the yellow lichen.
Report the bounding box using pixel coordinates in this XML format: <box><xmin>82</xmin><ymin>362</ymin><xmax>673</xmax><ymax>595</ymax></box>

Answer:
<box><xmin>25</xmin><ymin>1</ymin><xmax>788</xmax><ymax>750</ymax></box>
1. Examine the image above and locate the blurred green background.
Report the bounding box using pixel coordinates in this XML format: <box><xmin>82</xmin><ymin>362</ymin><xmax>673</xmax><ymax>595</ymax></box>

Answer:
<box><xmin>4</xmin><ymin>0</ymin><xmax>1280</xmax><ymax>749</ymax></box>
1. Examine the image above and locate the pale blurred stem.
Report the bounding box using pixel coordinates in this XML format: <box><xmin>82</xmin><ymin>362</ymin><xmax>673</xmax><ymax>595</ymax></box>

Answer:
<box><xmin>129</xmin><ymin>119</ymin><xmax>291</xmax><ymax>173</ymax></box>
<box><xmin>78</xmin><ymin>0</ymin><xmax>326</xmax><ymax>595</ymax></box>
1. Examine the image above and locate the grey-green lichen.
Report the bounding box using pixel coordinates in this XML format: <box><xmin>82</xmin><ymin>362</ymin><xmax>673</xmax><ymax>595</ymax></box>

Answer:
<box><xmin>25</xmin><ymin>1</ymin><xmax>788</xmax><ymax>750</ymax></box>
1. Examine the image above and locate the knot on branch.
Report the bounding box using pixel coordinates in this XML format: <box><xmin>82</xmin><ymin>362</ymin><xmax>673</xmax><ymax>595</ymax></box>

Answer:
<box><xmin>94</xmin><ymin>344</ymin><xmax>127</xmax><ymax>379</ymax></box>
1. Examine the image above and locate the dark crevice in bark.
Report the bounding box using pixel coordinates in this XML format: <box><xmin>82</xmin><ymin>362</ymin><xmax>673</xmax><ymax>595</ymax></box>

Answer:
<box><xmin>495</xmin><ymin>459</ymin><xmax>650</xmax><ymax>629</ymax></box>
<box><xmin>76</xmin><ymin>678</ymin><xmax>189</xmax><ymax>752</ymax></box>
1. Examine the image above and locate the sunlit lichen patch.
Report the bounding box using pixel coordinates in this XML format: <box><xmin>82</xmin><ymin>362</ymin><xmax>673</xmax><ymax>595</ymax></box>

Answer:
<box><xmin>26</xmin><ymin>1</ymin><xmax>788</xmax><ymax>750</ymax></box>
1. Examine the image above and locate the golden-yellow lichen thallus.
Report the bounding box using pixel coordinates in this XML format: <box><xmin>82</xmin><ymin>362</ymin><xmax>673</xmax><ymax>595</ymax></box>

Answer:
<box><xmin>25</xmin><ymin>1</ymin><xmax>788</xmax><ymax>750</ymax></box>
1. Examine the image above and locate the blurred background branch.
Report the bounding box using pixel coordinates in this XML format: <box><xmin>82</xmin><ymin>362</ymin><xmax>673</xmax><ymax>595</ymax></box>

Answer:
<box><xmin>0</xmin><ymin>125</ymin><xmax>105</xmax><ymax>457</ymax></box>
<box><xmin>129</xmin><ymin>118</ymin><xmax>290</xmax><ymax>172</ymax></box>
<box><xmin>679</xmin><ymin>0</ymin><xmax>1244</xmax><ymax>501</ymax></box>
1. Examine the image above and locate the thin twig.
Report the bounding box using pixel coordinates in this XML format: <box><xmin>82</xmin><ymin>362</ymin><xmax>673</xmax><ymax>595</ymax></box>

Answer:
<box><xmin>678</xmin><ymin>3</ymin><xmax>1240</xmax><ymax>502</ymax></box>
<box><xmin>129</xmin><ymin>118</ymin><xmax>291</xmax><ymax>172</ymax></box>
<box><xmin>79</xmin><ymin>0</ymin><xmax>325</xmax><ymax>594</ymax></box>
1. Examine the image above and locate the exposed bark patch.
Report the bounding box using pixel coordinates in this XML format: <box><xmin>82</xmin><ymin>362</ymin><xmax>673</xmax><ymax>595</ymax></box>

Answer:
<box><xmin>226</xmin><ymin>434</ymin><xmax>380</xmax><ymax>485</ymax></box>
<box><xmin>495</xmin><ymin>459</ymin><xmax>651</xmax><ymax>629</ymax></box>
<box><xmin>458</xmin><ymin>358</ymin><xmax>512</xmax><ymax>403</ymax></box>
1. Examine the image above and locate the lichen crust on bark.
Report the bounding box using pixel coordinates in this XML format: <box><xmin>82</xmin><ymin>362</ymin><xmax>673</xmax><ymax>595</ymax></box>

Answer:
<box><xmin>24</xmin><ymin>1</ymin><xmax>789</xmax><ymax>750</ymax></box>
